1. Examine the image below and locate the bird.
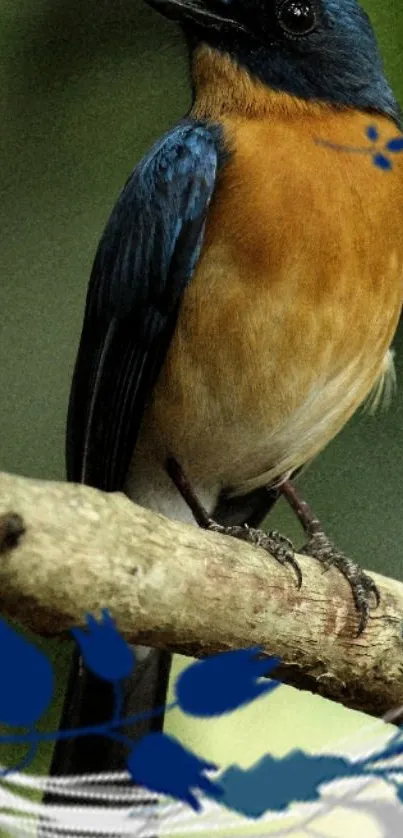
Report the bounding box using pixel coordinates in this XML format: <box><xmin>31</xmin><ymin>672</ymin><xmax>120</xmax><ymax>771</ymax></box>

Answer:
<box><xmin>48</xmin><ymin>0</ymin><xmax>403</xmax><ymax>784</ymax></box>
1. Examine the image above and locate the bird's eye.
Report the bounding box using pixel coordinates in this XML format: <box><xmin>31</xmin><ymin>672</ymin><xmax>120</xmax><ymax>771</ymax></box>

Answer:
<box><xmin>276</xmin><ymin>0</ymin><xmax>318</xmax><ymax>36</ymax></box>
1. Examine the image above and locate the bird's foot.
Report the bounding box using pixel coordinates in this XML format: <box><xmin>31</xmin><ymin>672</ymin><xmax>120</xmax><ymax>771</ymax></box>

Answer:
<box><xmin>207</xmin><ymin>521</ymin><xmax>302</xmax><ymax>588</ymax></box>
<box><xmin>300</xmin><ymin>529</ymin><xmax>379</xmax><ymax>636</ymax></box>
<box><xmin>165</xmin><ymin>457</ymin><xmax>302</xmax><ymax>586</ymax></box>
<box><xmin>280</xmin><ymin>479</ymin><xmax>379</xmax><ymax>636</ymax></box>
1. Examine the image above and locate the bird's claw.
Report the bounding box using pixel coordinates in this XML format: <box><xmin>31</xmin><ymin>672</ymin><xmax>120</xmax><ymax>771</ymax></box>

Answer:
<box><xmin>207</xmin><ymin>521</ymin><xmax>302</xmax><ymax>588</ymax></box>
<box><xmin>300</xmin><ymin>531</ymin><xmax>379</xmax><ymax>636</ymax></box>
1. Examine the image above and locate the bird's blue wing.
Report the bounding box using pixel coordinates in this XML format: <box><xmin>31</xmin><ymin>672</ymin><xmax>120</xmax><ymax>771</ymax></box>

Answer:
<box><xmin>67</xmin><ymin>120</ymin><xmax>223</xmax><ymax>490</ymax></box>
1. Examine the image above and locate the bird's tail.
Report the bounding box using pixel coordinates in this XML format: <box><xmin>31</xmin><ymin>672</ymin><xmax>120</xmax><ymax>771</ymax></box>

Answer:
<box><xmin>42</xmin><ymin>646</ymin><xmax>171</xmax><ymax>807</ymax></box>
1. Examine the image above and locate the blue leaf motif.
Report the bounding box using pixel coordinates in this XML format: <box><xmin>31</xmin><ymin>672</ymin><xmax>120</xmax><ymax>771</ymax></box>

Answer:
<box><xmin>0</xmin><ymin>618</ymin><xmax>54</xmax><ymax>726</ymax></box>
<box><xmin>366</xmin><ymin>125</ymin><xmax>379</xmax><ymax>142</ymax></box>
<box><xmin>212</xmin><ymin>751</ymin><xmax>356</xmax><ymax>818</ymax></box>
<box><xmin>127</xmin><ymin>732</ymin><xmax>223</xmax><ymax>811</ymax></box>
<box><xmin>373</xmin><ymin>153</ymin><xmax>392</xmax><ymax>170</ymax></box>
<box><xmin>71</xmin><ymin>610</ymin><xmax>135</xmax><ymax>681</ymax></box>
<box><xmin>175</xmin><ymin>648</ymin><xmax>281</xmax><ymax>717</ymax></box>
<box><xmin>386</xmin><ymin>137</ymin><xmax>403</xmax><ymax>153</ymax></box>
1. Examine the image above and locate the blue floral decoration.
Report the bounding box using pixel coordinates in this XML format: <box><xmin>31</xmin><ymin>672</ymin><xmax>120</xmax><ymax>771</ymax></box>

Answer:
<box><xmin>0</xmin><ymin>612</ymin><xmax>403</xmax><ymax>820</ymax></box>
<box><xmin>315</xmin><ymin>123</ymin><xmax>403</xmax><ymax>170</ymax></box>
<box><xmin>0</xmin><ymin>618</ymin><xmax>54</xmax><ymax>728</ymax></box>
<box><xmin>71</xmin><ymin>610</ymin><xmax>135</xmax><ymax>682</ymax></box>
<box><xmin>175</xmin><ymin>647</ymin><xmax>280</xmax><ymax>717</ymax></box>
<box><xmin>127</xmin><ymin>732</ymin><xmax>223</xmax><ymax>811</ymax></box>
<box><xmin>366</xmin><ymin>125</ymin><xmax>379</xmax><ymax>142</ymax></box>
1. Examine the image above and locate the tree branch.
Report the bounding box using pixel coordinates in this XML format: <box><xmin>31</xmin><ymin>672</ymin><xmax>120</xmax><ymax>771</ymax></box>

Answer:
<box><xmin>0</xmin><ymin>470</ymin><xmax>402</xmax><ymax>718</ymax></box>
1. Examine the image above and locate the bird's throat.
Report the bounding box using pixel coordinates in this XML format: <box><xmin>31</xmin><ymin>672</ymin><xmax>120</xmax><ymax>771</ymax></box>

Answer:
<box><xmin>190</xmin><ymin>44</ymin><xmax>332</xmax><ymax>121</ymax></box>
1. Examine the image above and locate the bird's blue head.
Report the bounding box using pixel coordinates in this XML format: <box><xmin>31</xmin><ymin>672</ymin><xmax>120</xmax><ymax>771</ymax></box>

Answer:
<box><xmin>145</xmin><ymin>0</ymin><xmax>400</xmax><ymax>123</ymax></box>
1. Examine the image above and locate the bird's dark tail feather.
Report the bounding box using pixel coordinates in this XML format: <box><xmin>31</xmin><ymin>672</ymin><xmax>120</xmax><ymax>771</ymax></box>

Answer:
<box><xmin>42</xmin><ymin>648</ymin><xmax>171</xmax><ymax>807</ymax></box>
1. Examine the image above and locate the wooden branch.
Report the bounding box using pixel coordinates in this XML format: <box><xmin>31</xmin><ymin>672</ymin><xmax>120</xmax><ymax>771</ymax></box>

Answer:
<box><xmin>0</xmin><ymin>470</ymin><xmax>402</xmax><ymax>718</ymax></box>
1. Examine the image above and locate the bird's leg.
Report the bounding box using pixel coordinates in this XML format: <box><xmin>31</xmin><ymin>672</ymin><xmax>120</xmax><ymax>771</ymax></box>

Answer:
<box><xmin>165</xmin><ymin>458</ymin><xmax>302</xmax><ymax>587</ymax></box>
<box><xmin>165</xmin><ymin>457</ymin><xmax>213</xmax><ymax>529</ymax></box>
<box><xmin>280</xmin><ymin>480</ymin><xmax>380</xmax><ymax>635</ymax></box>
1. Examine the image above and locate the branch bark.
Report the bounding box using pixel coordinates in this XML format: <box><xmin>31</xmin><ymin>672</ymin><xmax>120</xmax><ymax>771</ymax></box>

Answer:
<box><xmin>0</xmin><ymin>470</ymin><xmax>402</xmax><ymax>718</ymax></box>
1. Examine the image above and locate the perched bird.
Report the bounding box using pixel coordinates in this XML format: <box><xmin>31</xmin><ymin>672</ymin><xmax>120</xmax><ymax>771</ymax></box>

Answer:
<box><xmin>50</xmin><ymin>0</ymin><xmax>403</xmax><ymax>781</ymax></box>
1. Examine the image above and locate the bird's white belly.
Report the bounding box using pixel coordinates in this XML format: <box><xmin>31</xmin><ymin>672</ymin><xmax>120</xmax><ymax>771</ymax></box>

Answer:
<box><xmin>230</xmin><ymin>348</ymin><xmax>394</xmax><ymax>496</ymax></box>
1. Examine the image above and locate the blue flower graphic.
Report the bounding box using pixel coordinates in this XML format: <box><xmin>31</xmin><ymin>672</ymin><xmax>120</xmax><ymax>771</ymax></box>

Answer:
<box><xmin>212</xmin><ymin>751</ymin><xmax>356</xmax><ymax>817</ymax></box>
<box><xmin>357</xmin><ymin>123</ymin><xmax>403</xmax><ymax>170</ymax></box>
<box><xmin>71</xmin><ymin>610</ymin><xmax>135</xmax><ymax>682</ymax></box>
<box><xmin>1</xmin><ymin>611</ymin><xmax>403</xmax><ymax>822</ymax></box>
<box><xmin>372</xmin><ymin>153</ymin><xmax>392</xmax><ymax>171</ymax></box>
<box><xmin>175</xmin><ymin>647</ymin><xmax>280</xmax><ymax>716</ymax></box>
<box><xmin>127</xmin><ymin>732</ymin><xmax>223</xmax><ymax>811</ymax></box>
<box><xmin>315</xmin><ymin>123</ymin><xmax>403</xmax><ymax>170</ymax></box>
<box><xmin>366</xmin><ymin>125</ymin><xmax>403</xmax><ymax>170</ymax></box>
<box><xmin>366</xmin><ymin>125</ymin><xmax>379</xmax><ymax>142</ymax></box>
<box><xmin>386</xmin><ymin>137</ymin><xmax>403</xmax><ymax>152</ymax></box>
<box><xmin>0</xmin><ymin>617</ymin><xmax>54</xmax><ymax>727</ymax></box>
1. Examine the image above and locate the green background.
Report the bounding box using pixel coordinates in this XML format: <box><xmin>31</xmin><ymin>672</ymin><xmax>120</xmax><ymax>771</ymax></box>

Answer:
<box><xmin>0</xmin><ymin>0</ymin><xmax>402</xmax><ymax>802</ymax></box>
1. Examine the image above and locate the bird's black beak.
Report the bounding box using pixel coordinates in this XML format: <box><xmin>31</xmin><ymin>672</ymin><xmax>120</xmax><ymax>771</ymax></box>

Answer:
<box><xmin>144</xmin><ymin>0</ymin><xmax>248</xmax><ymax>36</ymax></box>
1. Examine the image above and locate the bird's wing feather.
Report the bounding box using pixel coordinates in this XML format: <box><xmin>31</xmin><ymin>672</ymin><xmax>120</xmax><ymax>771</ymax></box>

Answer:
<box><xmin>66</xmin><ymin>120</ymin><xmax>221</xmax><ymax>490</ymax></box>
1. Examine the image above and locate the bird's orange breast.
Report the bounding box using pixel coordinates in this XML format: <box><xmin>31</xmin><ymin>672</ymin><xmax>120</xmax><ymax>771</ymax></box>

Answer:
<box><xmin>142</xmin><ymin>102</ymin><xmax>403</xmax><ymax>496</ymax></box>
